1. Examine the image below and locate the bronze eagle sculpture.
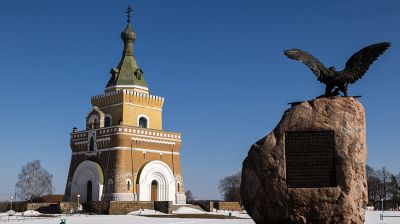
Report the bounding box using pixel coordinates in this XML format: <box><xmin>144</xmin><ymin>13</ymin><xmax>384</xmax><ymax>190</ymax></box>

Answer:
<box><xmin>284</xmin><ymin>42</ymin><xmax>391</xmax><ymax>97</ymax></box>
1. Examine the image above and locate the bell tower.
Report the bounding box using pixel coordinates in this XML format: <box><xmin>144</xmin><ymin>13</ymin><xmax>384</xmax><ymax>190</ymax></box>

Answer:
<box><xmin>64</xmin><ymin>6</ymin><xmax>186</xmax><ymax>204</ymax></box>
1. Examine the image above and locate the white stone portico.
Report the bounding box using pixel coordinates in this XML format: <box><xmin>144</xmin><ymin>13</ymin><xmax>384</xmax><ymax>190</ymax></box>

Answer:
<box><xmin>137</xmin><ymin>160</ymin><xmax>176</xmax><ymax>202</ymax></box>
<box><xmin>71</xmin><ymin>160</ymin><xmax>104</xmax><ymax>202</ymax></box>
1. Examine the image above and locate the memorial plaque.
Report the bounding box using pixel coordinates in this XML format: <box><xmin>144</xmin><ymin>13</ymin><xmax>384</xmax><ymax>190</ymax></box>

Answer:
<box><xmin>285</xmin><ymin>130</ymin><xmax>336</xmax><ymax>188</ymax></box>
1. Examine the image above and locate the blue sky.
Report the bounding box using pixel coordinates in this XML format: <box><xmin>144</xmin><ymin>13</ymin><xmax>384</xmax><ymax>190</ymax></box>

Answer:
<box><xmin>0</xmin><ymin>0</ymin><xmax>399</xmax><ymax>200</ymax></box>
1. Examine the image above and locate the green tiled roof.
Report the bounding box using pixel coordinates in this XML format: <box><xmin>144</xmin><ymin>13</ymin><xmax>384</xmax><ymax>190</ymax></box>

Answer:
<box><xmin>106</xmin><ymin>23</ymin><xmax>148</xmax><ymax>88</ymax></box>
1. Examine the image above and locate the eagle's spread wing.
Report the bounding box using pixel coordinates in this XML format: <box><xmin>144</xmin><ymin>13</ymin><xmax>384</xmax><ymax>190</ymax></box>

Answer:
<box><xmin>340</xmin><ymin>42</ymin><xmax>391</xmax><ymax>84</ymax></box>
<box><xmin>284</xmin><ymin>49</ymin><xmax>330</xmax><ymax>83</ymax></box>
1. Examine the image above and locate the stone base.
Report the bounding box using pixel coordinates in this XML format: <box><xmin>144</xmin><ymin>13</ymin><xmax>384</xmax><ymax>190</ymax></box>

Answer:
<box><xmin>241</xmin><ymin>97</ymin><xmax>367</xmax><ymax>224</ymax></box>
<box><xmin>103</xmin><ymin>192</ymin><xmax>184</xmax><ymax>204</ymax></box>
<box><xmin>175</xmin><ymin>193</ymin><xmax>187</xmax><ymax>204</ymax></box>
<box><xmin>103</xmin><ymin>193</ymin><xmax>136</xmax><ymax>201</ymax></box>
<box><xmin>108</xmin><ymin>201</ymin><xmax>153</xmax><ymax>215</ymax></box>
<box><xmin>215</xmin><ymin>202</ymin><xmax>242</xmax><ymax>211</ymax></box>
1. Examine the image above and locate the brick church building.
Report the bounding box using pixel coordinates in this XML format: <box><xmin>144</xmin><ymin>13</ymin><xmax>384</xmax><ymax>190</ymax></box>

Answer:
<box><xmin>63</xmin><ymin>7</ymin><xmax>186</xmax><ymax>204</ymax></box>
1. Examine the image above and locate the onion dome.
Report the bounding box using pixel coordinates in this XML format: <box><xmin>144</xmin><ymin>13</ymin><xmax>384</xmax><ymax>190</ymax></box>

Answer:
<box><xmin>106</xmin><ymin>6</ymin><xmax>148</xmax><ymax>90</ymax></box>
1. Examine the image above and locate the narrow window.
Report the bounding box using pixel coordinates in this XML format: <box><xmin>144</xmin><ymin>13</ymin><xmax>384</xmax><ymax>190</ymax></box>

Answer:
<box><xmin>139</xmin><ymin>117</ymin><xmax>148</xmax><ymax>128</ymax></box>
<box><xmin>177</xmin><ymin>183</ymin><xmax>180</xmax><ymax>193</ymax></box>
<box><xmin>108</xmin><ymin>179</ymin><xmax>114</xmax><ymax>193</ymax></box>
<box><xmin>127</xmin><ymin>180</ymin><xmax>131</xmax><ymax>191</ymax></box>
<box><xmin>89</xmin><ymin>136</ymin><xmax>95</xmax><ymax>151</ymax></box>
<box><xmin>105</xmin><ymin>116</ymin><xmax>111</xmax><ymax>127</ymax></box>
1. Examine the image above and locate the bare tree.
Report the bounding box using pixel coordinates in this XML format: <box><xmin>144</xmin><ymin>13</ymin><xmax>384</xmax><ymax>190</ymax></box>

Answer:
<box><xmin>218</xmin><ymin>172</ymin><xmax>241</xmax><ymax>202</ymax></box>
<box><xmin>185</xmin><ymin>190</ymin><xmax>194</xmax><ymax>202</ymax></box>
<box><xmin>378</xmin><ymin>166</ymin><xmax>391</xmax><ymax>201</ymax></box>
<box><xmin>388</xmin><ymin>175</ymin><xmax>400</xmax><ymax>209</ymax></box>
<box><xmin>367</xmin><ymin>165</ymin><xmax>380</xmax><ymax>204</ymax></box>
<box><xmin>366</xmin><ymin>165</ymin><xmax>400</xmax><ymax>210</ymax></box>
<box><xmin>366</xmin><ymin>165</ymin><xmax>374</xmax><ymax>178</ymax></box>
<box><xmin>15</xmin><ymin>160</ymin><xmax>53</xmax><ymax>201</ymax></box>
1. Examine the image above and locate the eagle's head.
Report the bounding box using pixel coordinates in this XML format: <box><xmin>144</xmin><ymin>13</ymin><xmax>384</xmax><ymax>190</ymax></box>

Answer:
<box><xmin>329</xmin><ymin>66</ymin><xmax>336</xmax><ymax>72</ymax></box>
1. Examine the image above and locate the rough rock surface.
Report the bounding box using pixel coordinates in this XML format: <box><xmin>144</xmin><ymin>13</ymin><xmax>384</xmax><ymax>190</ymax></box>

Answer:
<box><xmin>241</xmin><ymin>97</ymin><xmax>367</xmax><ymax>224</ymax></box>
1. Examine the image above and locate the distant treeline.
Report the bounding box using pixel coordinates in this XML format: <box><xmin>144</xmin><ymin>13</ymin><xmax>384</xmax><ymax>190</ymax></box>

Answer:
<box><xmin>367</xmin><ymin>165</ymin><xmax>400</xmax><ymax>210</ymax></box>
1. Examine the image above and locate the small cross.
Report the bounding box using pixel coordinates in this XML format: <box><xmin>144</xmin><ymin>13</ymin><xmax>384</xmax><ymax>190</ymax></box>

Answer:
<box><xmin>126</xmin><ymin>6</ymin><xmax>133</xmax><ymax>23</ymax></box>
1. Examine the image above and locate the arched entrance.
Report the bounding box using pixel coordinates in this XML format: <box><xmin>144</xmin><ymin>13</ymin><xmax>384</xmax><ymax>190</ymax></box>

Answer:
<box><xmin>87</xmin><ymin>181</ymin><xmax>93</xmax><ymax>202</ymax></box>
<box><xmin>151</xmin><ymin>180</ymin><xmax>158</xmax><ymax>201</ymax></box>
<box><xmin>137</xmin><ymin>160</ymin><xmax>175</xmax><ymax>202</ymax></box>
<box><xmin>71</xmin><ymin>160</ymin><xmax>104</xmax><ymax>202</ymax></box>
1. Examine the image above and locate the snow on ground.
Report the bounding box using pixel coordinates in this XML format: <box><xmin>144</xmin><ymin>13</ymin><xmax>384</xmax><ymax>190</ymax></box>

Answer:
<box><xmin>171</xmin><ymin>206</ymin><xmax>250</xmax><ymax>218</ymax></box>
<box><xmin>0</xmin><ymin>214</ymin><xmax>255</xmax><ymax>224</ymax></box>
<box><xmin>0</xmin><ymin>210</ymin><xmax>41</xmax><ymax>217</ymax></box>
<box><xmin>174</xmin><ymin>207</ymin><xmax>206</xmax><ymax>214</ymax></box>
<box><xmin>0</xmin><ymin>210</ymin><xmax>15</xmax><ymax>216</ymax></box>
<box><xmin>1</xmin><ymin>210</ymin><xmax>399</xmax><ymax>223</ymax></box>
<box><xmin>128</xmin><ymin>209</ymin><xmax>166</xmax><ymax>215</ymax></box>
<box><xmin>365</xmin><ymin>211</ymin><xmax>400</xmax><ymax>224</ymax></box>
<box><xmin>214</xmin><ymin>210</ymin><xmax>251</xmax><ymax>219</ymax></box>
<box><xmin>22</xmin><ymin>210</ymin><xmax>41</xmax><ymax>216</ymax></box>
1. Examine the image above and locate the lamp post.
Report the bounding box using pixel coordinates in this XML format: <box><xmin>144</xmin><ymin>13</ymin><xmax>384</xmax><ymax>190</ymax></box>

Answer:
<box><xmin>10</xmin><ymin>196</ymin><xmax>13</xmax><ymax>211</ymax></box>
<box><xmin>77</xmin><ymin>194</ymin><xmax>80</xmax><ymax>214</ymax></box>
<box><xmin>381</xmin><ymin>198</ymin><xmax>384</xmax><ymax>212</ymax></box>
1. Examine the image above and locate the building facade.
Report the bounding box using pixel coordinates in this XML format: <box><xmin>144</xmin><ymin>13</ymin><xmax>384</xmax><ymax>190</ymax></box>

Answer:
<box><xmin>63</xmin><ymin>8</ymin><xmax>186</xmax><ymax>204</ymax></box>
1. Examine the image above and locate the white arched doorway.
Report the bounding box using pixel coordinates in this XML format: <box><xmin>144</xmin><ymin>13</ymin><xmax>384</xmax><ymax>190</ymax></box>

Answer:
<box><xmin>71</xmin><ymin>160</ymin><xmax>104</xmax><ymax>203</ymax></box>
<box><xmin>137</xmin><ymin>160</ymin><xmax>175</xmax><ymax>202</ymax></box>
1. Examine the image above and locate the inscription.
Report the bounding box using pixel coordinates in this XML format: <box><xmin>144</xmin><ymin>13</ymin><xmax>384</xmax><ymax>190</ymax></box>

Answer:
<box><xmin>285</xmin><ymin>131</ymin><xmax>336</xmax><ymax>188</ymax></box>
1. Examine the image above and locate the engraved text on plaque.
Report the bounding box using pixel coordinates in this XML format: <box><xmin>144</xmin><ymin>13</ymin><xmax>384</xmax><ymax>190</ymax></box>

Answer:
<box><xmin>285</xmin><ymin>131</ymin><xmax>336</xmax><ymax>188</ymax></box>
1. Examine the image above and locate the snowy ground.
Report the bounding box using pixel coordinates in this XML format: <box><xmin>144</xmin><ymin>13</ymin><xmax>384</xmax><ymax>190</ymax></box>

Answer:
<box><xmin>366</xmin><ymin>211</ymin><xmax>400</xmax><ymax>224</ymax></box>
<box><xmin>1</xmin><ymin>209</ymin><xmax>399</xmax><ymax>223</ymax></box>
<box><xmin>0</xmin><ymin>214</ymin><xmax>255</xmax><ymax>224</ymax></box>
<box><xmin>0</xmin><ymin>208</ymin><xmax>255</xmax><ymax>224</ymax></box>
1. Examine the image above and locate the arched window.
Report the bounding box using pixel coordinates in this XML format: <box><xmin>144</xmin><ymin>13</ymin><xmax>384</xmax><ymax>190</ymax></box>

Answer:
<box><xmin>89</xmin><ymin>136</ymin><xmax>95</xmax><ymax>151</ymax></box>
<box><xmin>135</xmin><ymin>69</ymin><xmax>143</xmax><ymax>80</ymax></box>
<box><xmin>88</xmin><ymin>115</ymin><xmax>99</xmax><ymax>130</ymax></box>
<box><xmin>104</xmin><ymin>116</ymin><xmax>111</xmax><ymax>127</ymax></box>
<box><xmin>177</xmin><ymin>183</ymin><xmax>180</xmax><ymax>193</ymax></box>
<box><xmin>93</xmin><ymin>118</ymin><xmax>98</xmax><ymax>129</ymax></box>
<box><xmin>108</xmin><ymin>179</ymin><xmax>114</xmax><ymax>193</ymax></box>
<box><xmin>139</xmin><ymin>117</ymin><xmax>148</xmax><ymax>128</ymax></box>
